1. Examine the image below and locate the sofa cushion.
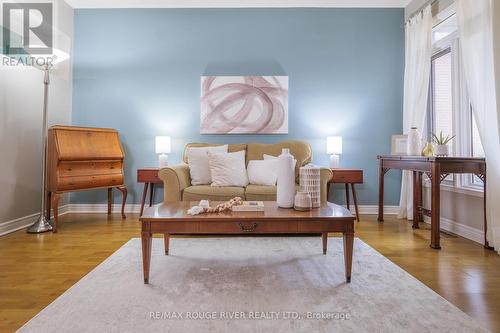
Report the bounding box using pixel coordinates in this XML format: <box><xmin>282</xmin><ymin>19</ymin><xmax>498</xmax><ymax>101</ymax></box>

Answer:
<box><xmin>245</xmin><ymin>185</ymin><xmax>277</xmax><ymax>201</ymax></box>
<box><xmin>183</xmin><ymin>185</ymin><xmax>245</xmax><ymax>201</ymax></box>
<box><xmin>183</xmin><ymin>143</ymin><xmax>247</xmax><ymax>164</ymax></box>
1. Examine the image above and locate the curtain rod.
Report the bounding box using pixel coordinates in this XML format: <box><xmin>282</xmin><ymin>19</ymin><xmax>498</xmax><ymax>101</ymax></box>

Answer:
<box><xmin>405</xmin><ymin>0</ymin><xmax>438</xmax><ymax>25</ymax></box>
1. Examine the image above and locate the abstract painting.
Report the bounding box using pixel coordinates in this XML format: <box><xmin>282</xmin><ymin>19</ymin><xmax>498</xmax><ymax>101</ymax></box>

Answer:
<box><xmin>200</xmin><ymin>76</ymin><xmax>288</xmax><ymax>134</ymax></box>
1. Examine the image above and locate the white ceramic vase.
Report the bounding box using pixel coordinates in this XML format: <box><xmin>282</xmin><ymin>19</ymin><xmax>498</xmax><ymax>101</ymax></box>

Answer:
<box><xmin>277</xmin><ymin>148</ymin><xmax>296</xmax><ymax>208</ymax></box>
<box><xmin>294</xmin><ymin>191</ymin><xmax>312</xmax><ymax>211</ymax></box>
<box><xmin>435</xmin><ymin>144</ymin><xmax>449</xmax><ymax>156</ymax></box>
<box><xmin>407</xmin><ymin>127</ymin><xmax>422</xmax><ymax>156</ymax></box>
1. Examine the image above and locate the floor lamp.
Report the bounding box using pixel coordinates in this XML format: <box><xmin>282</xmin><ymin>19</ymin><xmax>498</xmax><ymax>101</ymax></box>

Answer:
<box><xmin>27</xmin><ymin>50</ymin><xmax>70</xmax><ymax>233</ymax></box>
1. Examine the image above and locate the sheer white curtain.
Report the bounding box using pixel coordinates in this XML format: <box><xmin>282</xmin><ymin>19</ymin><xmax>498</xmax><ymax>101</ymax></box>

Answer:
<box><xmin>398</xmin><ymin>5</ymin><xmax>432</xmax><ymax>220</ymax></box>
<box><xmin>456</xmin><ymin>0</ymin><xmax>500</xmax><ymax>252</ymax></box>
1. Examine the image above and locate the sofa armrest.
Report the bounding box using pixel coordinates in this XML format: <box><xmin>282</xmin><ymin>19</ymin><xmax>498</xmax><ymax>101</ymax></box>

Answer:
<box><xmin>319</xmin><ymin>167</ymin><xmax>333</xmax><ymax>204</ymax></box>
<box><xmin>159</xmin><ymin>164</ymin><xmax>191</xmax><ymax>202</ymax></box>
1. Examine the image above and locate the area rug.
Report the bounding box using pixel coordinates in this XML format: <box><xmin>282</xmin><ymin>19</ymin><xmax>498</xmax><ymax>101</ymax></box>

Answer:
<box><xmin>18</xmin><ymin>237</ymin><xmax>488</xmax><ymax>333</ymax></box>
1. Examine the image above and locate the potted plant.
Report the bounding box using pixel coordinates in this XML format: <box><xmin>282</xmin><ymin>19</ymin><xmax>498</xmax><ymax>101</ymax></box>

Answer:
<box><xmin>432</xmin><ymin>131</ymin><xmax>455</xmax><ymax>156</ymax></box>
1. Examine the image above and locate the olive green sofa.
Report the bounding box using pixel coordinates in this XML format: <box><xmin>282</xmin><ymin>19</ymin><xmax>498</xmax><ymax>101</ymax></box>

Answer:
<box><xmin>159</xmin><ymin>140</ymin><xmax>332</xmax><ymax>203</ymax></box>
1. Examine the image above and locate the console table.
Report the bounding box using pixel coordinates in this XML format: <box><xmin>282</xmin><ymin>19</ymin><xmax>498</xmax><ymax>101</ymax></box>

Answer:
<box><xmin>327</xmin><ymin>169</ymin><xmax>363</xmax><ymax>221</ymax></box>
<box><xmin>137</xmin><ymin>168</ymin><xmax>163</xmax><ymax>216</ymax></box>
<box><xmin>377</xmin><ymin>155</ymin><xmax>487</xmax><ymax>250</ymax></box>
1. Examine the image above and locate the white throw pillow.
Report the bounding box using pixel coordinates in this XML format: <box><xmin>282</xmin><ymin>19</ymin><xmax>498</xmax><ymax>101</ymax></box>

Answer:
<box><xmin>264</xmin><ymin>153</ymin><xmax>297</xmax><ymax>168</ymax></box>
<box><xmin>263</xmin><ymin>154</ymin><xmax>278</xmax><ymax>160</ymax></box>
<box><xmin>187</xmin><ymin>145</ymin><xmax>228</xmax><ymax>185</ymax></box>
<box><xmin>208</xmin><ymin>150</ymin><xmax>249</xmax><ymax>187</ymax></box>
<box><xmin>247</xmin><ymin>159</ymin><xmax>279</xmax><ymax>186</ymax></box>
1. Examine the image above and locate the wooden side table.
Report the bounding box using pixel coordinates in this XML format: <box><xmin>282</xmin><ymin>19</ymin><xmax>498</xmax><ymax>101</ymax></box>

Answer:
<box><xmin>327</xmin><ymin>169</ymin><xmax>363</xmax><ymax>221</ymax></box>
<box><xmin>137</xmin><ymin>168</ymin><xmax>163</xmax><ymax>216</ymax></box>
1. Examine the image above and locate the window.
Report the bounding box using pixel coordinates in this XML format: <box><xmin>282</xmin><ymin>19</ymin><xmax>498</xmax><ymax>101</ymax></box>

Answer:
<box><xmin>432</xmin><ymin>14</ymin><xmax>458</xmax><ymax>44</ymax></box>
<box><xmin>430</xmin><ymin>49</ymin><xmax>454</xmax><ymax>156</ymax></box>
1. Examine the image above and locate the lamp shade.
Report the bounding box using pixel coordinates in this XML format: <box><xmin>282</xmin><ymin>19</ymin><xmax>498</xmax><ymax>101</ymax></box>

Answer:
<box><xmin>327</xmin><ymin>136</ymin><xmax>342</xmax><ymax>154</ymax></box>
<box><xmin>155</xmin><ymin>136</ymin><xmax>171</xmax><ymax>154</ymax></box>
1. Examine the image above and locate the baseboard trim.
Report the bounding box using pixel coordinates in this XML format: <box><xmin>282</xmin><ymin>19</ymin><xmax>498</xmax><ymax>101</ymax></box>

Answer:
<box><xmin>423</xmin><ymin>216</ymin><xmax>483</xmax><ymax>244</ymax></box>
<box><xmin>0</xmin><ymin>213</ymin><xmax>40</xmax><ymax>236</ymax></box>
<box><xmin>0</xmin><ymin>204</ymin><xmax>398</xmax><ymax>236</ymax></box>
<box><xmin>65</xmin><ymin>204</ymin><xmax>400</xmax><ymax>215</ymax></box>
<box><xmin>66</xmin><ymin>204</ymin><xmax>142</xmax><ymax>213</ymax></box>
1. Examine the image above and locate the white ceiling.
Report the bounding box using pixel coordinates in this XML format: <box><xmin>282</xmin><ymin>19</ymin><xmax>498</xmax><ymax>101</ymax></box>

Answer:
<box><xmin>65</xmin><ymin>0</ymin><xmax>412</xmax><ymax>9</ymax></box>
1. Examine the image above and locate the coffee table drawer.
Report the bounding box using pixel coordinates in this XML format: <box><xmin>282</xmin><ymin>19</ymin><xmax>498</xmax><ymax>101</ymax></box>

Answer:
<box><xmin>297</xmin><ymin>221</ymin><xmax>351</xmax><ymax>233</ymax></box>
<box><xmin>150</xmin><ymin>222</ymin><xmax>199</xmax><ymax>233</ymax></box>
<box><xmin>198</xmin><ymin>221</ymin><xmax>298</xmax><ymax>233</ymax></box>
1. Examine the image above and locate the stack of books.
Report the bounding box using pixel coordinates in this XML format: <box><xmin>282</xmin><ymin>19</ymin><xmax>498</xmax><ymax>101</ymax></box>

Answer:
<box><xmin>231</xmin><ymin>201</ymin><xmax>265</xmax><ymax>212</ymax></box>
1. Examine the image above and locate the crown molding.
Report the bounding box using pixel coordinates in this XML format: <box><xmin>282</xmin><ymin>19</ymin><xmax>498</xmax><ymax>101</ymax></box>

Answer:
<box><xmin>65</xmin><ymin>0</ymin><xmax>411</xmax><ymax>9</ymax></box>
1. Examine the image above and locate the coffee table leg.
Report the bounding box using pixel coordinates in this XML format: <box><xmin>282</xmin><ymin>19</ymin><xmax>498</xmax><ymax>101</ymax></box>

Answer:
<box><xmin>322</xmin><ymin>233</ymin><xmax>328</xmax><ymax>255</ymax></box>
<box><xmin>142</xmin><ymin>231</ymin><xmax>152</xmax><ymax>284</ymax></box>
<box><xmin>343</xmin><ymin>231</ymin><xmax>354</xmax><ymax>283</ymax></box>
<box><xmin>164</xmin><ymin>234</ymin><xmax>170</xmax><ymax>255</ymax></box>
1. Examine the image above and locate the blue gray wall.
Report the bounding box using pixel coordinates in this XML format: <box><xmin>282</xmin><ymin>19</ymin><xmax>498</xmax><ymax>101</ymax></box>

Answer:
<box><xmin>72</xmin><ymin>8</ymin><xmax>404</xmax><ymax>205</ymax></box>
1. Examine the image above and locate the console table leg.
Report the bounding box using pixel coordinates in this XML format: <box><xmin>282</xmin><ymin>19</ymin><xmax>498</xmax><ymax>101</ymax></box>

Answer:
<box><xmin>322</xmin><ymin>233</ymin><xmax>328</xmax><ymax>255</ymax></box>
<box><xmin>164</xmin><ymin>234</ymin><xmax>170</xmax><ymax>255</ymax></box>
<box><xmin>142</xmin><ymin>231</ymin><xmax>152</xmax><ymax>284</ymax></box>
<box><xmin>430</xmin><ymin>163</ymin><xmax>441</xmax><ymax>249</ymax></box>
<box><xmin>412</xmin><ymin>171</ymin><xmax>420</xmax><ymax>229</ymax></box>
<box><xmin>343</xmin><ymin>231</ymin><xmax>354</xmax><ymax>283</ymax></box>
<box><xmin>417</xmin><ymin>171</ymin><xmax>423</xmax><ymax>222</ymax></box>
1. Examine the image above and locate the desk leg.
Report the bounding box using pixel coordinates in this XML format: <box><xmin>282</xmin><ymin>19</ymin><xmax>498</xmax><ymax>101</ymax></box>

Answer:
<box><xmin>107</xmin><ymin>188</ymin><xmax>113</xmax><ymax>215</ymax></box>
<box><xmin>46</xmin><ymin>191</ymin><xmax>52</xmax><ymax>220</ymax></box>
<box><xmin>351</xmin><ymin>184</ymin><xmax>360</xmax><ymax>222</ymax></box>
<box><xmin>345</xmin><ymin>184</ymin><xmax>350</xmax><ymax>211</ymax></box>
<box><xmin>343</xmin><ymin>230</ymin><xmax>354</xmax><ymax>283</ymax></box>
<box><xmin>430</xmin><ymin>163</ymin><xmax>441</xmax><ymax>249</ymax></box>
<box><xmin>51</xmin><ymin>193</ymin><xmax>61</xmax><ymax>233</ymax></box>
<box><xmin>149</xmin><ymin>183</ymin><xmax>155</xmax><ymax>207</ymax></box>
<box><xmin>142</xmin><ymin>231</ymin><xmax>152</xmax><ymax>284</ymax></box>
<box><xmin>412</xmin><ymin>171</ymin><xmax>420</xmax><ymax>229</ymax></box>
<box><xmin>378</xmin><ymin>163</ymin><xmax>385</xmax><ymax>222</ymax></box>
<box><xmin>118</xmin><ymin>186</ymin><xmax>127</xmax><ymax>219</ymax></box>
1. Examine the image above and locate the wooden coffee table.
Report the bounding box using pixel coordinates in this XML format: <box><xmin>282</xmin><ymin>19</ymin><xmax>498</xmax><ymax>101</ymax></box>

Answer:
<box><xmin>140</xmin><ymin>201</ymin><xmax>355</xmax><ymax>284</ymax></box>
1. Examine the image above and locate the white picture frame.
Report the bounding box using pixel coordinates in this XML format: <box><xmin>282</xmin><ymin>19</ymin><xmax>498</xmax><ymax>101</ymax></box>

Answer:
<box><xmin>391</xmin><ymin>134</ymin><xmax>408</xmax><ymax>155</ymax></box>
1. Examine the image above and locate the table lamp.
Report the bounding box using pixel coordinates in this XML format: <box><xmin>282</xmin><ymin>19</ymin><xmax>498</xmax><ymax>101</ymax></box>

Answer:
<box><xmin>155</xmin><ymin>136</ymin><xmax>171</xmax><ymax>168</ymax></box>
<box><xmin>327</xmin><ymin>136</ymin><xmax>342</xmax><ymax>168</ymax></box>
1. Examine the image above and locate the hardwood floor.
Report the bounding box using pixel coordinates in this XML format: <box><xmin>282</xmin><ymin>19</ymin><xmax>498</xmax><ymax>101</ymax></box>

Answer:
<box><xmin>0</xmin><ymin>213</ymin><xmax>499</xmax><ymax>332</ymax></box>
